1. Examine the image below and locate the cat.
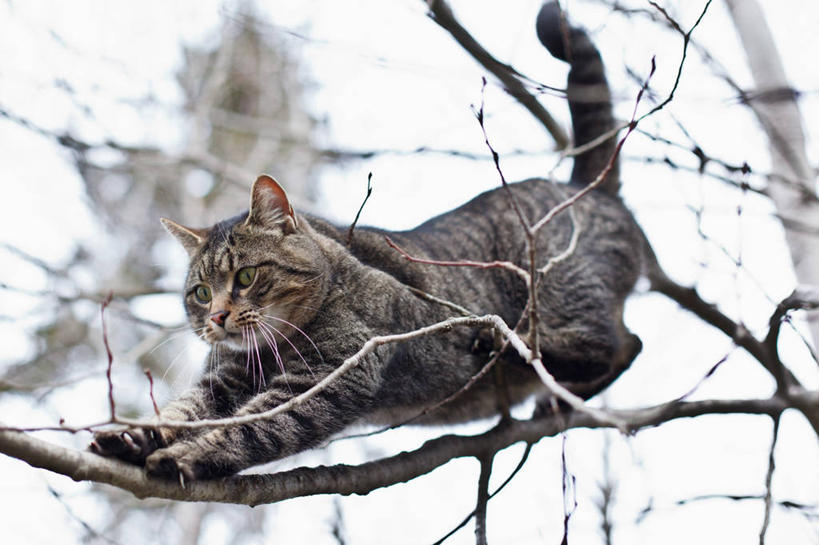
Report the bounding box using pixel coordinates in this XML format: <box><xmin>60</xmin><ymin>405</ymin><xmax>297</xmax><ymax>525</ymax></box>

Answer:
<box><xmin>90</xmin><ymin>1</ymin><xmax>646</xmax><ymax>481</ymax></box>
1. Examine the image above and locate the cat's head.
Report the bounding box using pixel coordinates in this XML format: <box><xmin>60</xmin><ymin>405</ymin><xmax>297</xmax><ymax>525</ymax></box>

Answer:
<box><xmin>161</xmin><ymin>175</ymin><xmax>328</xmax><ymax>352</ymax></box>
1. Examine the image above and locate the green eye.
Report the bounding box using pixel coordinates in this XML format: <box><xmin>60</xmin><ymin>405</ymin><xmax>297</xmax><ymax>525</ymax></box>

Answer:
<box><xmin>194</xmin><ymin>285</ymin><xmax>212</xmax><ymax>304</ymax></box>
<box><xmin>237</xmin><ymin>266</ymin><xmax>256</xmax><ymax>287</ymax></box>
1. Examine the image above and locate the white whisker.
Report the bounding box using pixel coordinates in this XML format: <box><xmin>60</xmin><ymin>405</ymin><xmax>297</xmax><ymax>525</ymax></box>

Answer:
<box><xmin>255</xmin><ymin>322</ymin><xmax>284</xmax><ymax>376</ymax></box>
<box><xmin>242</xmin><ymin>326</ymin><xmax>252</xmax><ymax>376</ymax></box>
<box><xmin>161</xmin><ymin>339</ymin><xmax>198</xmax><ymax>384</ymax></box>
<box><xmin>251</xmin><ymin>324</ymin><xmax>265</xmax><ymax>389</ymax></box>
<box><xmin>257</xmin><ymin>318</ymin><xmax>314</xmax><ymax>377</ymax></box>
<box><xmin>149</xmin><ymin>326</ymin><xmax>206</xmax><ymax>356</ymax></box>
<box><xmin>208</xmin><ymin>345</ymin><xmax>216</xmax><ymax>400</ymax></box>
<box><xmin>261</xmin><ymin>314</ymin><xmax>323</xmax><ymax>363</ymax></box>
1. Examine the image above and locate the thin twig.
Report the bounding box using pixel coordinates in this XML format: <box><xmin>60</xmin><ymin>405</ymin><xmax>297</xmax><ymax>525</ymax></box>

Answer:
<box><xmin>406</xmin><ymin>286</ymin><xmax>474</xmax><ymax>317</ymax></box>
<box><xmin>532</xmin><ymin>56</ymin><xmax>656</xmax><ymax>235</ymax></box>
<box><xmin>559</xmin><ymin>433</ymin><xmax>577</xmax><ymax>545</ymax></box>
<box><xmin>100</xmin><ymin>293</ymin><xmax>116</xmax><ymax>421</ymax></box>
<box><xmin>637</xmin><ymin>1</ymin><xmax>714</xmax><ymax>122</ymax></box>
<box><xmin>144</xmin><ymin>369</ymin><xmax>160</xmax><ymax>417</ymax></box>
<box><xmin>472</xmin><ymin>77</ymin><xmax>531</xmax><ymax>232</ymax></box>
<box><xmin>385</xmin><ymin>235</ymin><xmax>530</xmax><ymax>281</ymax></box>
<box><xmin>4</xmin><ymin>315</ymin><xmax>531</xmax><ymax>434</ymax></box>
<box><xmin>474</xmin><ymin>454</ymin><xmax>493</xmax><ymax>545</ymax></box>
<box><xmin>346</xmin><ymin>172</ymin><xmax>373</xmax><ymax>246</ymax></box>
<box><xmin>760</xmin><ymin>415</ymin><xmax>781</xmax><ymax>545</ymax></box>
<box><xmin>539</xmin><ymin>201</ymin><xmax>581</xmax><ymax>276</ymax></box>
<box><xmin>424</xmin><ymin>0</ymin><xmax>569</xmax><ymax>147</ymax></box>
<box><xmin>433</xmin><ymin>443</ymin><xmax>534</xmax><ymax>545</ymax></box>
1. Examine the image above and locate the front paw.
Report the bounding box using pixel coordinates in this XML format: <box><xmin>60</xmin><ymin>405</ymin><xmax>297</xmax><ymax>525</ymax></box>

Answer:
<box><xmin>145</xmin><ymin>443</ymin><xmax>235</xmax><ymax>483</ymax></box>
<box><xmin>90</xmin><ymin>427</ymin><xmax>163</xmax><ymax>465</ymax></box>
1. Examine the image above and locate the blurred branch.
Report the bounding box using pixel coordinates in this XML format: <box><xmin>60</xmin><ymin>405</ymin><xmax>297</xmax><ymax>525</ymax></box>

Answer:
<box><xmin>636</xmin><ymin>493</ymin><xmax>818</xmax><ymax>524</ymax></box>
<box><xmin>318</xmin><ymin>144</ymin><xmax>545</xmax><ymax>162</ymax></box>
<box><xmin>48</xmin><ymin>485</ymin><xmax>123</xmax><ymax>545</ymax></box>
<box><xmin>424</xmin><ymin>0</ymin><xmax>569</xmax><ymax>148</ymax></box>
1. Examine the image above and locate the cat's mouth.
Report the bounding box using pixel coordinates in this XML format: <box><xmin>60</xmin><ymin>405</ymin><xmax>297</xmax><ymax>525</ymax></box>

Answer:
<box><xmin>209</xmin><ymin>326</ymin><xmax>268</xmax><ymax>353</ymax></box>
<box><xmin>220</xmin><ymin>332</ymin><xmax>248</xmax><ymax>352</ymax></box>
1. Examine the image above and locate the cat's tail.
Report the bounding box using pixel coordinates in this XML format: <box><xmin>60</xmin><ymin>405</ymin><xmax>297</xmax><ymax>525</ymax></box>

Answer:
<box><xmin>536</xmin><ymin>2</ymin><xmax>620</xmax><ymax>195</ymax></box>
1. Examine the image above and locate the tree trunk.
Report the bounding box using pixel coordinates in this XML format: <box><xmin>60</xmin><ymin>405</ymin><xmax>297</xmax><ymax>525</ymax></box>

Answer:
<box><xmin>724</xmin><ymin>0</ymin><xmax>819</xmax><ymax>348</ymax></box>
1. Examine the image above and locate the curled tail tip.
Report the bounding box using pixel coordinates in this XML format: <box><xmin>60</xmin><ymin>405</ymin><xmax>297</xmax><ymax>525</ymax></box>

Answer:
<box><xmin>536</xmin><ymin>2</ymin><xmax>569</xmax><ymax>62</ymax></box>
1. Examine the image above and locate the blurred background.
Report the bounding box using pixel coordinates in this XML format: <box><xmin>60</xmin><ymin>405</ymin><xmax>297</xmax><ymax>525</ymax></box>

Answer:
<box><xmin>1</xmin><ymin>1</ymin><xmax>817</xmax><ymax>544</ymax></box>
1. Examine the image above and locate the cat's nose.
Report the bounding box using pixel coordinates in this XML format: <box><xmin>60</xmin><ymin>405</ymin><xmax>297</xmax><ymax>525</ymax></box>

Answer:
<box><xmin>210</xmin><ymin>310</ymin><xmax>230</xmax><ymax>327</ymax></box>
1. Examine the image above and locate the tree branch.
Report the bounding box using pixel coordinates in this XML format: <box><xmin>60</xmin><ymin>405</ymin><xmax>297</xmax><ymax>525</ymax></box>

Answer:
<box><xmin>0</xmin><ymin>396</ymin><xmax>796</xmax><ymax>506</ymax></box>
<box><xmin>424</xmin><ymin>0</ymin><xmax>569</xmax><ymax>148</ymax></box>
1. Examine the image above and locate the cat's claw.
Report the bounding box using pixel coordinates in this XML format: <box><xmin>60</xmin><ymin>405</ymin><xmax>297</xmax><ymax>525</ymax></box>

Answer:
<box><xmin>145</xmin><ymin>449</ymin><xmax>199</xmax><ymax>483</ymax></box>
<box><xmin>89</xmin><ymin>427</ymin><xmax>162</xmax><ymax>465</ymax></box>
<box><xmin>145</xmin><ymin>442</ymin><xmax>236</xmax><ymax>482</ymax></box>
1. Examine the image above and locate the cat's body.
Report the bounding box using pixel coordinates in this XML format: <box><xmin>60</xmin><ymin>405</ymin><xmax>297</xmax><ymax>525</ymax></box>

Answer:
<box><xmin>91</xmin><ymin>2</ymin><xmax>647</xmax><ymax>481</ymax></box>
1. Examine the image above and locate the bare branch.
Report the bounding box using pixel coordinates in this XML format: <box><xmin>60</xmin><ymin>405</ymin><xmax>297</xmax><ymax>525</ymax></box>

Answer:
<box><xmin>0</xmin><ymin>396</ymin><xmax>796</xmax><ymax>506</ymax></box>
<box><xmin>760</xmin><ymin>415</ymin><xmax>780</xmax><ymax>545</ymax></box>
<box><xmin>433</xmin><ymin>443</ymin><xmax>534</xmax><ymax>545</ymax></box>
<box><xmin>346</xmin><ymin>172</ymin><xmax>373</xmax><ymax>246</ymax></box>
<box><xmin>424</xmin><ymin>0</ymin><xmax>569</xmax><ymax>147</ymax></box>
<box><xmin>474</xmin><ymin>454</ymin><xmax>493</xmax><ymax>545</ymax></box>
<box><xmin>385</xmin><ymin>236</ymin><xmax>530</xmax><ymax>281</ymax></box>
<box><xmin>0</xmin><ymin>315</ymin><xmax>532</xmax><ymax>434</ymax></box>
<box><xmin>637</xmin><ymin>0</ymin><xmax>713</xmax><ymax>121</ymax></box>
<box><xmin>559</xmin><ymin>434</ymin><xmax>577</xmax><ymax>545</ymax></box>
<box><xmin>101</xmin><ymin>293</ymin><xmax>116</xmax><ymax>421</ymax></box>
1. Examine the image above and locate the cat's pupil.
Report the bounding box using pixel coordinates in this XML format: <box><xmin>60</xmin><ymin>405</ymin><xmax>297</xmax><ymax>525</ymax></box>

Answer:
<box><xmin>195</xmin><ymin>285</ymin><xmax>212</xmax><ymax>304</ymax></box>
<box><xmin>237</xmin><ymin>266</ymin><xmax>256</xmax><ymax>287</ymax></box>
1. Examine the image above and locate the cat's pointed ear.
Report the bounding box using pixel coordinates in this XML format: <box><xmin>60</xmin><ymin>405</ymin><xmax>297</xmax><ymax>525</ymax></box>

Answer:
<box><xmin>160</xmin><ymin>218</ymin><xmax>209</xmax><ymax>257</ymax></box>
<box><xmin>245</xmin><ymin>174</ymin><xmax>298</xmax><ymax>233</ymax></box>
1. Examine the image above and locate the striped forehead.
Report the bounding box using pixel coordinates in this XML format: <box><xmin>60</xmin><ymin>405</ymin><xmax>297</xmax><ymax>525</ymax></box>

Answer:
<box><xmin>191</xmin><ymin>225</ymin><xmax>242</xmax><ymax>284</ymax></box>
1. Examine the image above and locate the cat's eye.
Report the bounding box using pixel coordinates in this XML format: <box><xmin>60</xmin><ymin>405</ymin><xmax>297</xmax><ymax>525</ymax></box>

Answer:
<box><xmin>194</xmin><ymin>285</ymin><xmax>212</xmax><ymax>304</ymax></box>
<box><xmin>236</xmin><ymin>266</ymin><xmax>256</xmax><ymax>288</ymax></box>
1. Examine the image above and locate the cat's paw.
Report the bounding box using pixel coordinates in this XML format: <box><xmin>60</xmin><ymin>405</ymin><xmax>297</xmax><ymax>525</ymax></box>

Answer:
<box><xmin>89</xmin><ymin>427</ymin><xmax>163</xmax><ymax>465</ymax></box>
<box><xmin>145</xmin><ymin>448</ymin><xmax>197</xmax><ymax>483</ymax></box>
<box><xmin>145</xmin><ymin>443</ymin><xmax>234</xmax><ymax>483</ymax></box>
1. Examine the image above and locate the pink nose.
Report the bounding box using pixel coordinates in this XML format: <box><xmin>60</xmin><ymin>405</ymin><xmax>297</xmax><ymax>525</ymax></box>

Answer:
<box><xmin>210</xmin><ymin>310</ymin><xmax>230</xmax><ymax>327</ymax></box>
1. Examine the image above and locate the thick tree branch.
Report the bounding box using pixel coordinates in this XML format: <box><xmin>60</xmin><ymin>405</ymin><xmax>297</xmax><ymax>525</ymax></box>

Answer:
<box><xmin>0</xmin><ymin>396</ymin><xmax>797</xmax><ymax>506</ymax></box>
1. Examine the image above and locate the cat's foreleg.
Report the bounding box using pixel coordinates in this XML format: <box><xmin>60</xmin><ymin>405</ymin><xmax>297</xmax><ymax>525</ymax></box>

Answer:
<box><xmin>144</xmin><ymin>366</ymin><xmax>375</xmax><ymax>481</ymax></box>
<box><xmin>90</xmin><ymin>354</ymin><xmax>254</xmax><ymax>465</ymax></box>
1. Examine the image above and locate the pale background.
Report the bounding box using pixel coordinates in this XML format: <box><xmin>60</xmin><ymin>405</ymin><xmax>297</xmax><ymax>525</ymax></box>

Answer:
<box><xmin>1</xmin><ymin>1</ymin><xmax>817</xmax><ymax>544</ymax></box>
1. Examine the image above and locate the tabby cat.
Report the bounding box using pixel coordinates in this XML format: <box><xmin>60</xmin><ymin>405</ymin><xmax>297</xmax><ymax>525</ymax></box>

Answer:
<box><xmin>91</xmin><ymin>2</ymin><xmax>646</xmax><ymax>481</ymax></box>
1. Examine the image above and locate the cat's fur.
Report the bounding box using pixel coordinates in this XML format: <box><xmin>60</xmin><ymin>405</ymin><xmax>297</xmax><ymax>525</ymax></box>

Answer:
<box><xmin>91</xmin><ymin>2</ymin><xmax>646</xmax><ymax>481</ymax></box>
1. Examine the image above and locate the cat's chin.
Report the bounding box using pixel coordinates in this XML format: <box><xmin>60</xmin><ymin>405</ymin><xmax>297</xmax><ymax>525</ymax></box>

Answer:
<box><xmin>213</xmin><ymin>334</ymin><xmax>246</xmax><ymax>353</ymax></box>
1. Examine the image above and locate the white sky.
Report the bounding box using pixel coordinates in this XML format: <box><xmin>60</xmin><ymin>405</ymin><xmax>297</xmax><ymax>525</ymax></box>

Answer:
<box><xmin>1</xmin><ymin>1</ymin><xmax>818</xmax><ymax>544</ymax></box>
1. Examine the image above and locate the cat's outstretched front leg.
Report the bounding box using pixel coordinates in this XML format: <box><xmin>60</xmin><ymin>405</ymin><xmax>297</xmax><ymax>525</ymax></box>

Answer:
<box><xmin>90</xmin><ymin>353</ymin><xmax>254</xmax><ymax>465</ymax></box>
<box><xmin>144</xmin><ymin>366</ymin><xmax>374</xmax><ymax>481</ymax></box>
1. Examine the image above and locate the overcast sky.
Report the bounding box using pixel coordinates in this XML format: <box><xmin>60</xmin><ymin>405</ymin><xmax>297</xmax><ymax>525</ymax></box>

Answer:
<box><xmin>1</xmin><ymin>1</ymin><xmax>818</xmax><ymax>544</ymax></box>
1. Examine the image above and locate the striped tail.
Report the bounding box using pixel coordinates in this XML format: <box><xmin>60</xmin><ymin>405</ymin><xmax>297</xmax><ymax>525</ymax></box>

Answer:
<box><xmin>536</xmin><ymin>2</ymin><xmax>620</xmax><ymax>195</ymax></box>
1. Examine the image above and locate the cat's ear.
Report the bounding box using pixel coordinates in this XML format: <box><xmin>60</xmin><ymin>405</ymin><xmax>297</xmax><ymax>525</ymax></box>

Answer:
<box><xmin>160</xmin><ymin>218</ymin><xmax>209</xmax><ymax>257</ymax></box>
<box><xmin>245</xmin><ymin>174</ymin><xmax>298</xmax><ymax>233</ymax></box>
